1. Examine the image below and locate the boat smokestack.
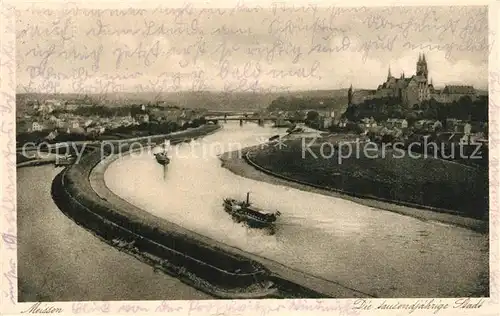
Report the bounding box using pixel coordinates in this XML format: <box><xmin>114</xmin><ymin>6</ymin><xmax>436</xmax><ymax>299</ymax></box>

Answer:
<box><xmin>246</xmin><ymin>192</ymin><xmax>250</xmax><ymax>205</ymax></box>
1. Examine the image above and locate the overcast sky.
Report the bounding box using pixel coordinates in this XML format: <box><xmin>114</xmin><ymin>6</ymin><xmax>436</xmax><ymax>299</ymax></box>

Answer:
<box><xmin>16</xmin><ymin>5</ymin><xmax>488</xmax><ymax>94</ymax></box>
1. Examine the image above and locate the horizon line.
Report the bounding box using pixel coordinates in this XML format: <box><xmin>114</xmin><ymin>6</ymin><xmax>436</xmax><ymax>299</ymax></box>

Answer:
<box><xmin>15</xmin><ymin>86</ymin><xmax>489</xmax><ymax>95</ymax></box>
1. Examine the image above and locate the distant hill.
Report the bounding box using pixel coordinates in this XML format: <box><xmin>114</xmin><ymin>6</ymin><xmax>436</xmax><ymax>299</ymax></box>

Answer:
<box><xmin>16</xmin><ymin>89</ymin><xmax>353</xmax><ymax>112</ymax></box>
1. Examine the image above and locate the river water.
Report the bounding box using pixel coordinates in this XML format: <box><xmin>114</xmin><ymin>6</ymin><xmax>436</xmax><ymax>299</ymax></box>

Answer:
<box><xmin>104</xmin><ymin>122</ymin><xmax>488</xmax><ymax>297</ymax></box>
<box><xmin>17</xmin><ymin>166</ymin><xmax>210</xmax><ymax>301</ymax></box>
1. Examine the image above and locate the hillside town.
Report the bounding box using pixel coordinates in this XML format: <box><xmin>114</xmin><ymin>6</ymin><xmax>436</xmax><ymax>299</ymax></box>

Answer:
<box><xmin>268</xmin><ymin>54</ymin><xmax>488</xmax><ymax>150</ymax></box>
<box><xmin>16</xmin><ymin>54</ymin><xmax>488</xmax><ymax>162</ymax></box>
<box><xmin>15</xmin><ymin>97</ymin><xmax>209</xmax><ymax>146</ymax></box>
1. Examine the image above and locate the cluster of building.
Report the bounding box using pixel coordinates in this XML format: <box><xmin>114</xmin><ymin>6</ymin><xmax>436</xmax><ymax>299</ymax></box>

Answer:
<box><xmin>340</xmin><ymin>116</ymin><xmax>487</xmax><ymax>143</ymax></box>
<box><xmin>17</xmin><ymin>99</ymin><xmax>204</xmax><ymax>141</ymax></box>
<box><xmin>19</xmin><ymin>112</ymin><xmax>134</xmax><ymax>137</ymax></box>
<box><xmin>269</xmin><ymin>107</ymin><xmax>338</xmax><ymax>130</ymax></box>
<box><xmin>362</xmin><ymin>53</ymin><xmax>479</xmax><ymax>106</ymax></box>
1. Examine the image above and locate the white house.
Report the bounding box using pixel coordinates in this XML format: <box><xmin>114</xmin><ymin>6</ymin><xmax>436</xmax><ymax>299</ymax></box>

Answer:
<box><xmin>415</xmin><ymin>119</ymin><xmax>442</xmax><ymax>131</ymax></box>
<box><xmin>386</xmin><ymin>118</ymin><xmax>408</xmax><ymax>129</ymax></box>
<box><xmin>32</xmin><ymin>122</ymin><xmax>44</xmax><ymax>131</ymax></box>
<box><xmin>338</xmin><ymin>118</ymin><xmax>349</xmax><ymax>128</ymax></box>
<box><xmin>84</xmin><ymin>119</ymin><xmax>93</xmax><ymax>128</ymax></box>
<box><xmin>320</xmin><ymin>117</ymin><xmax>333</xmax><ymax>129</ymax></box>
<box><xmin>361</xmin><ymin>117</ymin><xmax>377</xmax><ymax>128</ymax></box>
<box><xmin>71</xmin><ymin>121</ymin><xmax>80</xmax><ymax>129</ymax></box>
<box><xmin>46</xmin><ymin>130</ymin><xmax>58</xmax><ymax>141</ymax></box>
<box><xmin>56</xmin><ymin>119</ymin><xmax>66</xmax><ymax>128</ymax></box>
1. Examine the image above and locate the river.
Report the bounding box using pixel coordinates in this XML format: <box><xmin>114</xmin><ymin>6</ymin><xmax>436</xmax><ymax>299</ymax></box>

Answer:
<box><xmin>104</xmin><ymin>122</ymin><xmax>488</xmax><ymax>298</ymax></box>
<box><xmin>17</xmin><ymin>165</ymin><xmax>210</xmax><ymax>301</ymax></box>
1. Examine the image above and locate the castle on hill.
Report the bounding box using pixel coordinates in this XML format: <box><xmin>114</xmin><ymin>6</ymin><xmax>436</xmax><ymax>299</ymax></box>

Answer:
<box><xmin>365</xmin><ymin>53</ymin><xmax>477</xmax><ymax>107</ymax></box>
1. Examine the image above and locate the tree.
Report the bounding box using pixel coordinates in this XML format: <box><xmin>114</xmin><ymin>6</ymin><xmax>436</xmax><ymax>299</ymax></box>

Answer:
<box><xmin>268</xmin><ymin>96</ymin><xmax>288</xmax><ymax>111</ymax></box>
<box><xmin>306</xmin><ymin>110</ymin><xmax>320</xmax><ymax>121</ymax></box>
<box><xmin>381</xmin><ymin>134</ymin><xmax>395</xmax><ymax>144</ymax></box>
<box><xmin>406</xmin><ymin>111</ymin><xmax>418</xmax><ymax>127</ymax></box>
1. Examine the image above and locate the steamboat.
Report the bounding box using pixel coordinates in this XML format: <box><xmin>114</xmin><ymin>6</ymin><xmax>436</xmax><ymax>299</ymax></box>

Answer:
<box><xmin>154</xmin><ymin>151</ymin><xmax>170</xmax><ymax>166</ymax></box>
<box><xmin>223</xmin><ymin>192</ymin><xmax>281</xmax><ymax>230</ymax></box>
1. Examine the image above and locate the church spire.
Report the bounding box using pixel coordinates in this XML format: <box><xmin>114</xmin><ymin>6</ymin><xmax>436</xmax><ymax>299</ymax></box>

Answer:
<box><xmin>418</xmin><ymin>53</ymin><xmax>421</xmax><ymax>62</ymax></box>
<box><xmin>348</xmin><ymin>84</ymin><xmax>353</xmax><ymax>105</ymax></box>
<box><xmin>387</xmin><ymin>66</ymin><xmax>392</xmax><ymax>79</ymax></box>
<box><xmin>422</xmin><ymin>53</ymin><xmax>426</xmax><ymax>63</ymax></box>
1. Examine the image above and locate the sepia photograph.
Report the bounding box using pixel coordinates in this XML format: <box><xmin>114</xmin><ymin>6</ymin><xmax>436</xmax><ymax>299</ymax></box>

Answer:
<box><xmin>7</xmin><ymin>1</ymin><xmax>491</xmax><ymax>309</ymax></box>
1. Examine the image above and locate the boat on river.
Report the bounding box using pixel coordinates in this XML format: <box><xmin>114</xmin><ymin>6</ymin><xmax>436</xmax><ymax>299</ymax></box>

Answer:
<box><xmin>223</xmin><ymin>192</ymin><xmax>281</xmax><ymax>230</ymax></box>
<box><xmin>154</xmin><ymin>151</ymin><xmax>170</xmax><ymax>166</ymax></box>
<box><xmin>269</xmin><ymin>135</ymin><xmax>280</xmax><ymax>141</ymax></box>
<box><xmin>55</xmin><ymin>154</ymin><xmax>76</xmax><ymax>167</ymax></box>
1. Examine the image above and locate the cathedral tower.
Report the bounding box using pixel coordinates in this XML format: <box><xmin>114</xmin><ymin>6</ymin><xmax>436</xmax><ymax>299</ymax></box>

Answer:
<box><xmin>416</xmin><ymin>53</ymin><xmax>428</xmax><ymax>80</ymax></box>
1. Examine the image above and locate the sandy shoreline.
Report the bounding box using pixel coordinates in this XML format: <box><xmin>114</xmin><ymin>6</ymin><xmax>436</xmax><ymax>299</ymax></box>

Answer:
<box><xmin>219</xmin><ymin>146</ymin><xmax>488</xmax><ymax>235</ymax></box>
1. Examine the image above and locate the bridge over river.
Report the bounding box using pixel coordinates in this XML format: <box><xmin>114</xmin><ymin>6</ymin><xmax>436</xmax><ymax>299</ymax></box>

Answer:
<box><xmin>205</xmin><ymin>115</ymin><xmax>305</xmax><ymax>126</ymax></box>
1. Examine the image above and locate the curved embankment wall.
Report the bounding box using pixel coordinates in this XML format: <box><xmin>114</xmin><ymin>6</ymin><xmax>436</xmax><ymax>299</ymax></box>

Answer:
<box><xmin>244</xmin><ymin>150</ymin><xmax>488</xmax><ymax>234</ymax></box>
<box><xmin>51</xmin><ymin>125</ymin><xmax>275</xmax><ymax>294</ymax></box>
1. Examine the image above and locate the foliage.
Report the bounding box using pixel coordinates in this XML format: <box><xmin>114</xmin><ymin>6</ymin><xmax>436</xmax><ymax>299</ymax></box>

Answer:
<box><xmin>328</xmin><ymin>122</ymin><xmax>364</xmax><ymax>134</ymax></box>
<box><xmin>51</xmin><ymin>105</ymin><xmax>132</xmax><ymax>117</ymax></box>
<box><xmin>343</xmin><ymin>95</ymin><xmax>488</xmax><ymax>124</ymax></box>
<box><xmin>16</xmin><ymin>131</ymin><xmax>49</xmax><ymax>146</ymax></box>
<box><xmin>306</xmin><ymin>110</ymin><xmax>319</xmax><ymax>121</ymax></box>
<box><xmin>251</xmin><ymin>141</ymin><xmax>488</xmax><ymax>219</ymax></box>
<box><xmin>268</xmin><ymin>96</ymin><xmax>346</xmax><ymax>111</ymax></box>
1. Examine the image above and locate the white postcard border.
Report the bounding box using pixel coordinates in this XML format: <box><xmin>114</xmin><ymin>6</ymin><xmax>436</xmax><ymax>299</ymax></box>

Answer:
<box><xmin>1</xmin><ymin>0</ymin><xmax>498</xmax><ymax>315</ymax></box>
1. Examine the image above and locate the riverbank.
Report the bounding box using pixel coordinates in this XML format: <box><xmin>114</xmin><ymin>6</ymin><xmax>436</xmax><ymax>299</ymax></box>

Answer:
<box><xmin>17</xmin><ymin>165</ymin><xmax>210</xmax><ymax>301</ymax></box>
<box><xmin>101</xmin><ymin>122</ymin><xmax>487</xmax><ymax>297</ymax></box>
<box><xmin>52</xmin><ymin>123</ymin><xmax>366</xmax><ymax>298</ymax></box>
<box><xmin>90</xmin><ymin>151</ymin><xmax>351</xmax><ymax>298</ymax></box>
<box><xmin>50</xmin><ymin>125</ymin><xmax>278</xmax><ymax>299</ymax></box>
<box><xmin>252</xmin><ymin>138</ymin><xmax>488</xmax><ymax>220</ymax></box>
<box><xmin>219</xmin><ymin>146</ymin><xmax>488</xmax><ymax>234</ymax></box>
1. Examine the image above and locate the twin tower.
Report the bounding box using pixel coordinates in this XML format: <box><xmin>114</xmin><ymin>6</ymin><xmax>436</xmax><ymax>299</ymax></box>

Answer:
<box><xmin>416</xmin><ymin>53</ymin><xmax>429</xmax><ymax>80</ymax></box>
<box><xmin>387</xmin><ymin>53</ymin><xmax>429</xmax><ymax>81</ymax></box>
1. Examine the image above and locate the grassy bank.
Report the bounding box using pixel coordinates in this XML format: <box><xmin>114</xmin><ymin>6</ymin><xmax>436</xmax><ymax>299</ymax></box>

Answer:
<box><xmin>249</xmin><ymin>139</ymin><xmax>488</xmax><ymax>220</ymax></box>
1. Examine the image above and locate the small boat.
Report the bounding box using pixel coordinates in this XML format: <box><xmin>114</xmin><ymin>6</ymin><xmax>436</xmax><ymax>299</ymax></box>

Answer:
<box><xmin>55</xmin><ymin>154</ymin><xmax>76</xmax><ymax>167</ymax></box>
<box><xmin>223</xmin><ymin>192</ymin><xmax>281</xmax><ymax>229</ymax></box>
<box><xmin>154</xmin><ymin>151</ymin><xmax>170</xmax><ymax>166</ymax></box>
<box><xmin>269</xmin><ymin>135</ymin><xmax>280</xmax><ymax>141</ymax></box>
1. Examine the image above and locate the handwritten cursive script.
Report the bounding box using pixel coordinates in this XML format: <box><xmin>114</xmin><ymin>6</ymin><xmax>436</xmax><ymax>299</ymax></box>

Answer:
<box><xmin>16</xmin><ymin>5</ymin><xmax>488</xmax><ymax>95</ymax></box>
<box><xmin>21</xmin><ymin>303</ymin><xmax>64</xmax><ymax>314</ymax></box>
<box><xmin>3</xmin><ymin>259</ymin><xmax>17</xmax><ymax>304</ymax></box>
